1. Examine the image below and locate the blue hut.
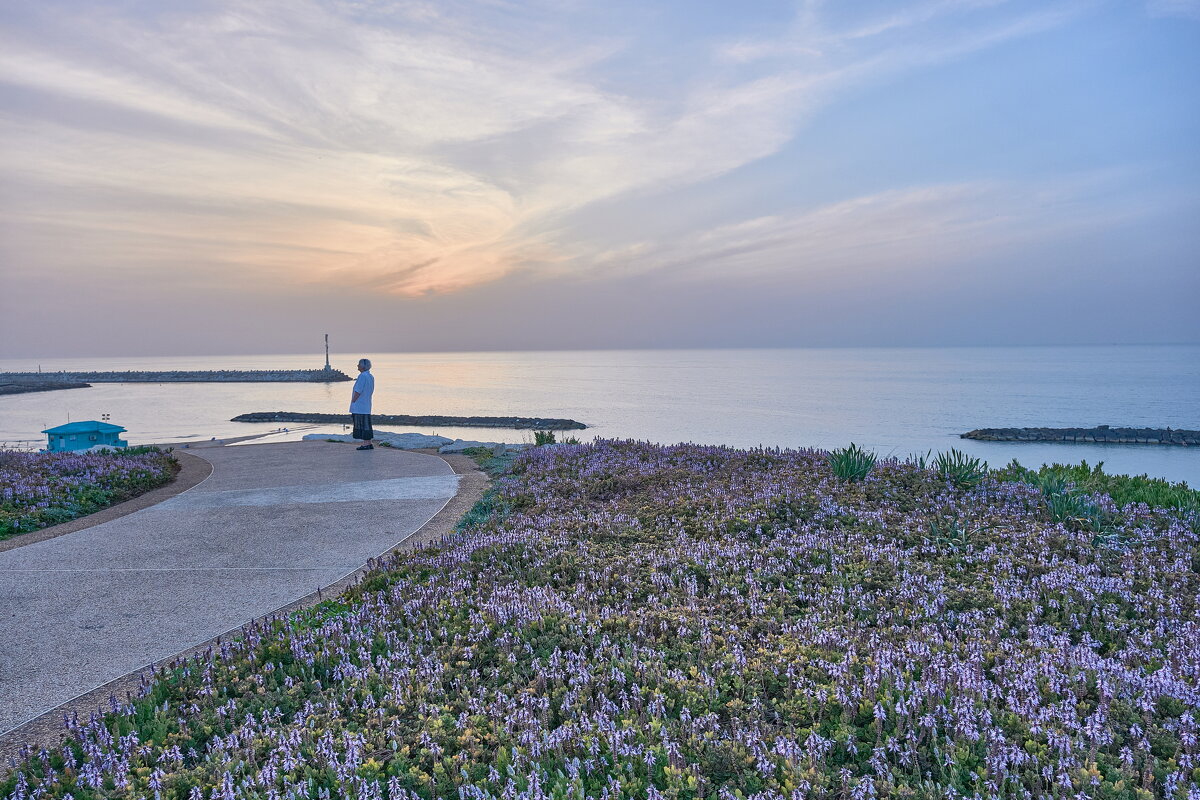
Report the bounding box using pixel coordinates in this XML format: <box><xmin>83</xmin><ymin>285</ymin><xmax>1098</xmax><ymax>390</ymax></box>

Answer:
<box><xmin>43</xmin><ymin>421</ymin><xmax>128</xmax><ymax>452</ymax></box>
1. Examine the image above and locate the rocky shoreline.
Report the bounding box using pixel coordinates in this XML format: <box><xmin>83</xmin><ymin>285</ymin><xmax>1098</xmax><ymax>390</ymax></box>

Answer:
<box><xmin>0</xmin><ymin>369</ymin><xmax>350</xmax><ymax>383</ymax></box>
<box><xmin>0</xmin><ymin>381</ymin><xmax>91</xmax><ymax>396</ymax></box>
<box><xmin>233</xmin><ymin>411</ymin><xmax>587</xmax><ymax>430</ymax></box>
<box><xmin>961</xmin><ymin>426</ymin><xmax>1199</xmax><ymax>446</ymax></box>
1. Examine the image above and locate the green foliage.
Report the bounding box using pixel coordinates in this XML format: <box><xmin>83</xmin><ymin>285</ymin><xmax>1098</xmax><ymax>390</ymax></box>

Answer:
<box><xmin>998</xmin><ymin>458</ymin><xmax>1199</xmax><ymax>511</ymax></box>
<box><xmin>457</xmin><ymin>486</ymin><xmax>507</xmax><ymax>530</ymax></box>
<box><xmin>460</xmin><ymin>447</ymin><xmax>525</xmax><ymax>478</ymax></box>
<box><xmin>932</xmin><ymin>449</ymin><xmax>988</xmax><ymax>488</ymax></box>
<box><xmin>529</xmin><ymin>431</ymin><xmax>581</xmax><ymax>447</ymax></box>
<box><xmin>292</xmin><ymin>600</ymin><xmax>351</xmax><ymax>630</ymax></box>
<box><xmin>1044</xmin><ymin>489</ymin><xmax>1094</xmax><ymax>524</ymax></box>
<box><xmin>996</xmin><ymin>460</ymin><xmax>1150</xmax><ymax>546</ymax></box>
<box><xmin>925</xmin><ymin>513</ymin><xmax>996</xmax><ymax>552</ymax></box>
<box><xmin>925</xmin><ymin>516</ymin><xmax>972</xmax><ymax>551</ymax></box>
<box><xmin>997</xmin><ymin>458</ymin><xmax>1200</xmax><ymax>532</ymax></box>
<box><xmin>827</xmin><ymin>443</ymin><xmax>877</xmax><ymax>482</ymax></box>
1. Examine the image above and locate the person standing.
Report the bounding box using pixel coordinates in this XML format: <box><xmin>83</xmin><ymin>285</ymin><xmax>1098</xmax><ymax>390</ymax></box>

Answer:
<box><xmin>350</xmin><ymin>358</ymin><xmax>375</xmax><ymax>450</ymax></box>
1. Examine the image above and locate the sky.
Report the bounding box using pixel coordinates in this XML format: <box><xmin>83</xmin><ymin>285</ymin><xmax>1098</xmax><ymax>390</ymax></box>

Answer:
<box><xmin>0</xmin><ymin>0</ymin><xmax>1197</xmax><ymax>357</ymax></box>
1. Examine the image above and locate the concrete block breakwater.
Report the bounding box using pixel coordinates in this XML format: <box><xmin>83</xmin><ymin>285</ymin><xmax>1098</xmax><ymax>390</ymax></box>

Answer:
<box><xmin>0</xmin><ymin>381</ymin><xmax>91</xmax><ymax>396</ymax></box>
<box><xmin>233</xmin><ymin>411</ymin><xmax>587</xmax><ymax>430</ymax></box>
<box><xmin>0</xmin><ymin>369</ymin><xmax>351</xmax><ymax>383</ymax></box>
<box><xmin>961</xmin><ymin>426</ymin><xmax>1199</xmax><ymax>446</ymax></box>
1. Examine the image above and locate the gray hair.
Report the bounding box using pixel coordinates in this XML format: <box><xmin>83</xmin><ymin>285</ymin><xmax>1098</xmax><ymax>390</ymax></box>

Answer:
<box><xmin>358</xmin><ymin>358</ymin><xmax>372</xmax><ymax>370</ymax></box>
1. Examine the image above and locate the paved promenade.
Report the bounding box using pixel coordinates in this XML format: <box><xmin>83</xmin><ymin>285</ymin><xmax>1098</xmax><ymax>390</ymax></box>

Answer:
<box><xmin>0</xmin><ymin>441</ymin><xmax>459</xmax><ymax>733</ymax></box>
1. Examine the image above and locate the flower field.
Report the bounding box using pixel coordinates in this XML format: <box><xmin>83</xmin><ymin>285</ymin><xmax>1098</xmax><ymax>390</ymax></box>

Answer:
<box><xmin>0</xmin><ymin>447</ymin><xmax>178</xmax><ymax>538</ymax></box>
<box><xmin>4</xmin><ymin>440</ymin><xmax>1199</xmax><ymax>799</ymax></box>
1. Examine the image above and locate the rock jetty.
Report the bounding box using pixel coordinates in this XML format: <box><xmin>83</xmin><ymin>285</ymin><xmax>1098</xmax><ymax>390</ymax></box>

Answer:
<box><xmin>961</xmin><ymin>426</ymin><xmax>1199</xmax><ymax>446</ymax></box>
<box><xmin>234</xmin><ymin>411</ymin><xmax>587</xmax><ymax>430</ymax></box>
<box><xmin>0</xmin><ymin>369</ymin><xmax>350</xmax><ymax>383</ymax></box>
<box><xmin>0</xmin><ymin>381</ymin><xmax>91</xmax><ymax>396</ymax></box>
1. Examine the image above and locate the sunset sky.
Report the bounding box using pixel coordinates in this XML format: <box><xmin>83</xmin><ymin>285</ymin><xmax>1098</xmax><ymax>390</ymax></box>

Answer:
<box><xmin>1</xmin><ymin>0</ymin><xmax>1197</xmax><ymax>356</ymax></box>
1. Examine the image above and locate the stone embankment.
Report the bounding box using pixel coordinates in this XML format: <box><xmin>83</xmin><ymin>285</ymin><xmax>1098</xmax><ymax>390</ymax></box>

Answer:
<box><xmin>0</xmin><ymin>381</ymin><xmax>91</xmax><ymax>396</ymax></box>
<box><xmin>234</xmin><ymin>411</ymin><xmax>587</xmax><ymax>430</ymax></box>
<box><xmin>961</xmin><ymin>426</ymin><xmax>1199</xmax><ymax>446</ymax></box>
<box><xmin>0</xmin><ymin>369</ymin><xmax>350</xmax><ymax>383</ymax></box>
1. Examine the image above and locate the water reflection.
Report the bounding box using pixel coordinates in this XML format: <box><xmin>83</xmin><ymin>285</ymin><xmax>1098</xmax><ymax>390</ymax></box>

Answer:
<box><xmin>1</xmin><ymin>346</ymin><xmax>1197</xmax><ymax>484</ymax></box>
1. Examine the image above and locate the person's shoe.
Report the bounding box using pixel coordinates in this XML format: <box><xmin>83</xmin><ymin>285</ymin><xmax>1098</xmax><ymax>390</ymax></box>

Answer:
<box><xmin>356</xmin><ymin>444</ymin><xmax>374</xmax><ymax>450</ymax></box>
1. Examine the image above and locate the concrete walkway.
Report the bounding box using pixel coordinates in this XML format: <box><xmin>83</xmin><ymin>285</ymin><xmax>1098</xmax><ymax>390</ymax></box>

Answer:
<box><xmin>0</xmin><ymin>441</ymin><xmax>459</xmax><ymax>733</ymax></box>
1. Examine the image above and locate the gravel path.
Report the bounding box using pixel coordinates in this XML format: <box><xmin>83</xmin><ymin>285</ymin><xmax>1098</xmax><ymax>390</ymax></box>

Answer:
<box><xmin>0</xmin><ymin>441</ymin><xmax>467</xmax><ymax>738</ymax></box>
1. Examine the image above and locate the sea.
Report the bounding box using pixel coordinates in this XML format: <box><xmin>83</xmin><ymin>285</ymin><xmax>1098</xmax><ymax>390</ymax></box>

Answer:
<box><xmin>1</xmin><ymin>345</ymin><xmax>1198</xmax><ymax>485</ymax></box>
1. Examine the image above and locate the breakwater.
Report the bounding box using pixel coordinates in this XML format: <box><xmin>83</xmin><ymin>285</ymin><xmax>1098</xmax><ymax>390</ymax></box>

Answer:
<box><xmin>962</xmin><ymin>426</ymin><xmax>1199</xmax><ymax>446</ymax></box>
<box><xmin>233</xmin><ymin>411</ymin><xmax>587</xmax><ymax>430</ymax></box>
<box><xmin>0</xmin><ymin>381</ymin><xmax>90</xmax><ymax>396</ymax></box>
<box><xmin>0</xmin><ymin>369</ymin><xmax>350</xmax><ymax>383</ymax></box>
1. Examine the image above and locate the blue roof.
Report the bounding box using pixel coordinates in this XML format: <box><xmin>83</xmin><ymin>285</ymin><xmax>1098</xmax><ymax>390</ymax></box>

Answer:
<box><xmin>42</xmin><ymin>421</ymin><xmax>127</xmax><ymax>434</ymax></box>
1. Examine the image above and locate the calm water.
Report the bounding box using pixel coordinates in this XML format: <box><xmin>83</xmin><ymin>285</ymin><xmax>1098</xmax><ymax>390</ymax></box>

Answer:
<box><xmin>2</xmin><ymin>346</ymin><xmax>1198</xmax><ymax>485</ymax></box>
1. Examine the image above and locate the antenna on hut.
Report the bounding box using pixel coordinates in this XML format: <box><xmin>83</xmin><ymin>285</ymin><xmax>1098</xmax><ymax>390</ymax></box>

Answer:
<box><xmin>323</xmin><ymin>334</ymin><xmax>331</xmax><ymax>371</ymax></box>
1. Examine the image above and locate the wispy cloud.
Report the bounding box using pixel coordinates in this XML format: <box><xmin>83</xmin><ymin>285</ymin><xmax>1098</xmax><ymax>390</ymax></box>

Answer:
<box><xmin>0</xmin><ymin>0</ymin><xmax>1118</xmax><ymax>299</ymax></box>
<box><xmin>578</xmin><ymin>173</ymin><xmax>1150</xmax><ymax>286</ymax></box>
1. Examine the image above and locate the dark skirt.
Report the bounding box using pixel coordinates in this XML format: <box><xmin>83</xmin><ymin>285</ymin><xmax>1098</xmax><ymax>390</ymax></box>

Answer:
<box><xmin>351</xmin><ymin>413</ymin><xmax>373</xmax><ymax>440</ymax></box>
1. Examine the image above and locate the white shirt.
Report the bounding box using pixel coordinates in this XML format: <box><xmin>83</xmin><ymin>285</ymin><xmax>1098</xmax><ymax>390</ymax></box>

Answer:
<box><xmin>349</xmin><ymin>371</ymin><xmax>374</xmax><ymax>414</ymax></box>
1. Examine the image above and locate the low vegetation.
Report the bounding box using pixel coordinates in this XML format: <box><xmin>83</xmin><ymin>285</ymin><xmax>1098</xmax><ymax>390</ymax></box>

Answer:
<box><xmin>0</xmin><ymin>446</ymin><xmax>178</xmax><ymax>538</ymax></box>
<box><xmin>997</xmin><ymin>459</ymin><xmax>1200</xmax><ymax>518</ymax></box>
<box><xmin>3</xmin><ymin>441</ymin><xmax>1197</xmax><ymax>799</ymax></box>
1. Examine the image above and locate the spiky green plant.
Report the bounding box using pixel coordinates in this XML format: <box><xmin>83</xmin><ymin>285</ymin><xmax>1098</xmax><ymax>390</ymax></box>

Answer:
<box><xmin>1045</xmin><ymin>491</ymin><xmax>1093</xmax><ymax>526</ymax></box>
<box><xmin>933</xmin><ymin>449</ymin><xmax>988</xmax><ymax>489</ymax></box>
<box><xmin>925</xmin><ymin>517</ymin><xmax>972</xmax><ymax>551</ymax></box>
<box><xmin>827</xmin><ymin>443</ymin><xmax>877</xmax><ymax>482</ymax></box>
<box><xmin>1028</xmin><ymin>471</ymin><xmax>1072</xmax><ymax>497</ymax></box>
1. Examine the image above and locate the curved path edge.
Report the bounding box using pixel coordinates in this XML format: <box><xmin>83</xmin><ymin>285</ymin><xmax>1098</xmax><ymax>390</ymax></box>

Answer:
<box><xmin>0</xmin><ymin>450</ymin><xmax>486</xmax><ymax>765</ymax></box>
<box><xmin>0</xmin><ymin>452</ymin><xmax>213</xmax><ymax>555</ymax></box>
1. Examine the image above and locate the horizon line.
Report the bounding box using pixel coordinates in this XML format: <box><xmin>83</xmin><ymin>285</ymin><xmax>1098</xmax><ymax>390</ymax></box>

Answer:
<box><xmin>3</xmin><ymin>340</ymin><xmax>1199</xmax><ymax>363</ymax></box>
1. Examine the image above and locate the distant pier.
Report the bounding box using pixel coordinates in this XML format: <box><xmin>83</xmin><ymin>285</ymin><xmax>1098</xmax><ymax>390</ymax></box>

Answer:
<box><xmin>233</xmin><ymin>411</ymin><xmax>587</xmax><ymax>430</ymax></box>
<box><xmin>961</xmin><ymin>426</ymin><xmax>1199</xmax><ymax>446</ymax></box>
<box><xmin>0</xmin><ymin>369</ymin><xmax>351</xmax><ymax>384</ymax></box>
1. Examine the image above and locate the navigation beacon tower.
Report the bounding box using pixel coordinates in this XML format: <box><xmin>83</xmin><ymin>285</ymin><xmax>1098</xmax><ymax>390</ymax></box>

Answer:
<box><xmin>323</xmin><ymin>334</ymin><xmax>331</xmax><ymax>371</ymax></box>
